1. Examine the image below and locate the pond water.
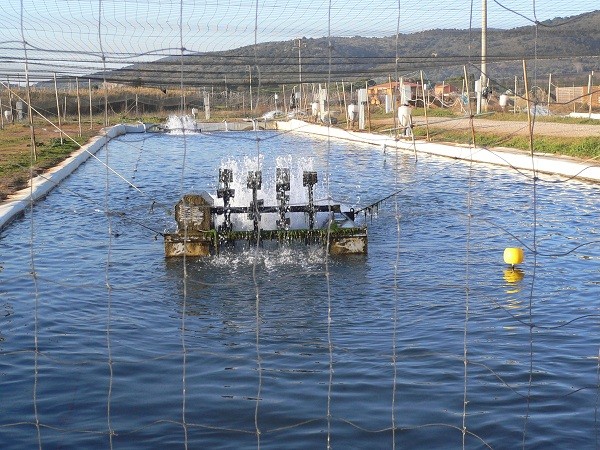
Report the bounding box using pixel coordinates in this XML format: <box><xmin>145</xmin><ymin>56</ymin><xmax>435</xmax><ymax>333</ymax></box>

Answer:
<box><xmin>1</xmin><ymin>129</ymin><xmax>599</xmax><ymax>449</ymax></box>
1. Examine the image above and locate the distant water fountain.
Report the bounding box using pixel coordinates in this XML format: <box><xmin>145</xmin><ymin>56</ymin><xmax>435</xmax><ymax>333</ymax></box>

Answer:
<box><xmin>164</xmin><ymin>114</ymin><xmax>258</xmax><ymax>132</ymax></box>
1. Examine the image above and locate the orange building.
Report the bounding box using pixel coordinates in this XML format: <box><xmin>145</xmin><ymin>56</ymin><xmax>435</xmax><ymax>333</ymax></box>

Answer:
<box><xmin>367</xmin><ymin>81</ymin><xmax>420</xmax><ymax>105</ymax></box>
<box><xmin>434</xmin><ymin>83</ymin><xmax>458</xmax><ymax>98</ymax></box>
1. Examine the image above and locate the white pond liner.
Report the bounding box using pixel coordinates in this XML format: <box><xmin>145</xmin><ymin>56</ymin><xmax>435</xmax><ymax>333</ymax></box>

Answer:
<box><xmin>277</xmin><ymin>119</ymin><xmax>600</xmax><ymax>184</ymax></box>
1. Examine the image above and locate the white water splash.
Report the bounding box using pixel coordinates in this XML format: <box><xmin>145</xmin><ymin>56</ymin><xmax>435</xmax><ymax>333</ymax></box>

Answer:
<box><xmin>215</xmin><ymin>155</ymin><xmax>330</xmax><ymax>231</ymax></box>
<box><xmin>208</xmin><ymin>245</ymin><xmax>327</xmax><ymax>272</ymax></box>
<box><xmin>164</xmin><ymin>114</ymin><xmax>200</xmax><ymax>134</ymax></box>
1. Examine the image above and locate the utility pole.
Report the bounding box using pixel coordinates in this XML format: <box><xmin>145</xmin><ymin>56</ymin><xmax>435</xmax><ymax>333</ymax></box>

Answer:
<box><xmin>247</xmin><ymin>65</ymin><xmax>253</xmax><ymax>111</ymax></box>
<box><xmin>294</xmin><ymin>38</ymin><xmax>303</xmax><ymax>84</ymax></box>
<box><xmin>294</xmin><ymin>38</ymin><xmax>306</xmax><ymax>111</ymax></box>
<box><xmin>478</xmin><ymin>0</ymin><xmax>488</xmax><ymax>114</ymax></box>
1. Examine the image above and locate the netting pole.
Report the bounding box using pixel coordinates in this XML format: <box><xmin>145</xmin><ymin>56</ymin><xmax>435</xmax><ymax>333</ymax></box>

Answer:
<box><xmin>76</xmin><ymin>77</ymin><xmax>82</xmax><ymax>137</ymax></box>
<box><xmin>587</xmin><ymin>72</ymin><xmax>593</xmax><ymax>118</ymax></box>
<box><xmin>342</xmin><ymin>81</ymin><xmax>348</xmax><ymax>129</ymax></box>
<box><xmin>53</xmin><ymin>73</ymin><xmax>64</xmax><ymax>144</ymax></box>
<box><xmin>89</xmin><ymin>79</ymin><xmax>93</xmax><ymax>129</ymax></box>
<box><xmin>103</xmin><ymin>75</ymin><xmax>109</xmax><ymax>127</ymax></box>
<box><xmin>522</xmin><ymin>60</ymin><xmax>534</xmax><ymax>156</ymax></box>
<box><xmin>420</xmin><ymin>70</ymin><xmax>429</xmax><ymax>140</ymax></box>
<box><xmin>23</xmin><ymin>78</ymin><xmax>37</xmax><ymax>162</ymax></box>
<box><xmin>224</xmin><ymin>75</ymin><xmax>228</xmax><ymax>110</ymax></box>
<box><xmin>463</xmin><ymin>66</ymin><xmax>476</xmax><ymax>147</ymax></box>
<box><xmin>248</xmin><ymin>66</ymin><xmax>253</xmax><ymax>111</ymax></box>
<box><xmin>547</xmin><ymin>73</ymin><xmax>552</xmax><ymax>112</ymax></box>
<box><xmin>513</xmin><ymin>76</ymin><xmax>518</xmax><ymax>114</ymax></box>
<box><xmin>0</xmin><ymin>97</ymin><xmax>4</xmax><ymax>130</ymax></box>
<box><xmin>7</xmin><ymin>77</ymin><xmax>14</xmax><ymax>124</ymax></box>
<box><xmin>366</xmin><ymin>81</ymin><xmax>371</xmax><ymax>132</ymax></box>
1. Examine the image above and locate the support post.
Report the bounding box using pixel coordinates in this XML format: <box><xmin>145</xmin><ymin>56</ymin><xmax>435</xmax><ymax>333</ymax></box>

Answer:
<box><xmin>53</xmin><ymin>73</ymin><xmax>63</xmax><ymax>144</ymax></box>
<box><xmin>480</xmin><ymin>0</ymin><xmax>488</xmax><ymax>113</ymax></box>
<box><xmin>547</xmin><ymin>73</ymin><xmax>552</xmax><ymax>112</ymax></box>
<box><xmin>89</xmin><ymin>79</ymin><xmax>93</xmax><ymax>129</ymax></box>
<box><xmin>420</xmin><ymin>70</ymin><xmax>429</xmax><ymax>140</ymax></box>
<box><xmin>7</xmin><ymin>77</ymin><xmax>14</xmax><ymax>123</ymax></box>
<box><xmin>523</xmin><ymin>60</ymin><xmax>534</xmax><ymax>156</ymax></box>
<box><xmin>514</xmin><ymin>76</ymin><xmax>517</xmax><ymax>114</ymax></box>
<box><xmin>588</xmin><ymin>72</ymin><xmax>594</xmax><ymax>119</ymax></box>
<box><xmin>76</xmin><ymin>77</ymin><xmax>82</xmax><ymax>137</ymax></box>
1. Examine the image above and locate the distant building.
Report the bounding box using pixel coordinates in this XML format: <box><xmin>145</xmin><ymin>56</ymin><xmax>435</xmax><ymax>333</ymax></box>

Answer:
<box><xmin>367</xmin><ymin>81</ymin><xmax>421</xmax><ymax>105</ymax></box>
<box><xmin>434</xmin><ymin>83</ymin><xmax>459</xmax><ymax>98</ymax></box>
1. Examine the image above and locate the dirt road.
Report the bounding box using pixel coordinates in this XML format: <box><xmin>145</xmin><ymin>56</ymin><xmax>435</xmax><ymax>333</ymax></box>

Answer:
<box><xmin>417</xmin><ymin>116</ymin><xmax>600</xmax><ymax>138</ymax></box>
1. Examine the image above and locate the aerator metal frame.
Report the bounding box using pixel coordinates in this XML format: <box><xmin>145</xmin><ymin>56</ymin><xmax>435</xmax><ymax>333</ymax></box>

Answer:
<box><xmin>164</xmin><ymin>169</ymin><xmax>367</xmax><ymax>257</ymax></box>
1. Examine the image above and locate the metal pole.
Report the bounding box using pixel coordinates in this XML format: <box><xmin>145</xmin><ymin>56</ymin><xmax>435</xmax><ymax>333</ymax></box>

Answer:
<box><xmin>479</xmin><ymin>0</ymin><xmax>488</xmax><ymax>113</ymax></box>
<box><xmin>248</xmin><ymin>65</ymin><xmax>253</xmax><ymax>111</ymax></box>
<box><xmin>296</xmin><ymin>38</ymin><xmax>304</xmax><ymax>112</ymax></box>
<box><xmin>297</xmin><ymin>38</ymin><xmax>302</xmax><ymax>84</ymax></box>
<box><xmin>76</xmin><ymin>77</ymin><xmax>82</xmax><ymax>137</ymax></box>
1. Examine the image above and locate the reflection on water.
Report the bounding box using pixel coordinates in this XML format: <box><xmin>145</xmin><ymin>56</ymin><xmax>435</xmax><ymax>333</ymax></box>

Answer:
<box><xmin>0</xmin><ymin>131</ymin><xmax>599</xmax><ymax>449</ymax></box>
<box><xmin>504</xmin><ymin>267</ymin><xmax>525</xmax><ymax>293</ymax></box>
<box><xmin>503</xmin><ymin>268</ymin><xmax>525</xmax><ymax>326</ymax></box>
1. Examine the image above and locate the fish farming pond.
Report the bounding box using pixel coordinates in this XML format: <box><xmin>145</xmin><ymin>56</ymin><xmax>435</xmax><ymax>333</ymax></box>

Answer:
<box><xmin>1</xmin><ymin>129</ymin><xmax>599</xmax><ymax>448</ymax></box>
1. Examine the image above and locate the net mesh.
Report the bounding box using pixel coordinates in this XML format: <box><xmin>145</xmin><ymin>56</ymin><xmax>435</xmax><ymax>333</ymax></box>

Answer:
<box><xmin>1</xmin><ymin>1</ymin><xmax>599</xmax><ymax>449</ymax></box>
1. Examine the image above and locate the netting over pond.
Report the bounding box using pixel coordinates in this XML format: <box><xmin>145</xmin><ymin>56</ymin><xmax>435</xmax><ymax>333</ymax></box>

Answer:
<box><xmin>1</xmin><ymin>126</ymin><xmax>599</xmax><ymax>449</ymax></box>
<box><xmin>1</xmin><ymin>0</ymin><xmax>600</xmax><ymax>448</ymax></box>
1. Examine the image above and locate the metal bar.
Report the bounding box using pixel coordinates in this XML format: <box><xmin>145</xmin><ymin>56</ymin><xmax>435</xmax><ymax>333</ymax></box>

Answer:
<box><xmin>209</xmin><ymin>205</ymin><xmax>341</xmax><ymax>215</ymax></box>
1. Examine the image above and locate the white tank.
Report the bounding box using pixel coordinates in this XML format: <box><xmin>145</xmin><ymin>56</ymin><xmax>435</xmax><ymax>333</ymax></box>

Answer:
<box><xmin>398</xmin><ymin>105</ymin><xmax>411</xmax><ymax>127</ymax></box>
<box><xmin>499</xmin><ymin>94</ymin><xmax>508</xmax><ymax>107</ymax></box>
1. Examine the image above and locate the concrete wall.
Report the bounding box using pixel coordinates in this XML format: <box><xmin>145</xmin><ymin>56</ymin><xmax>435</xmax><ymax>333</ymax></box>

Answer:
<box><xmin>0</xmin><ymin>123</ymin><xmax>146</xmax><ymax>230</ymax></box>
<box><xmin>277</xmin><ymin>119</ymin><xmax>600</xmax><ymax>184</ymax></box>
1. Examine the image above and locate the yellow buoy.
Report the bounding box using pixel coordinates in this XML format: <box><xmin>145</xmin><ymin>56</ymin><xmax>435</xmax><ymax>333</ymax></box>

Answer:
<box><xmin>503</xmin><ymin>247</ymin><xmax>524</xmax><ymax>266</ymax></box>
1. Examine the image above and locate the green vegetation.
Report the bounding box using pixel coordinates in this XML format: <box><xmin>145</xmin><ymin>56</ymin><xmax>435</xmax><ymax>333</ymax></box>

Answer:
<box><xmin>415</xmin><ymin>127</ymin><xmax>600</xmax><ymax>159</ymax></box>
<box><xmin>0</xmin><ymin>122</ymin><xmax>100</xmax><ymax>200</ymax></box>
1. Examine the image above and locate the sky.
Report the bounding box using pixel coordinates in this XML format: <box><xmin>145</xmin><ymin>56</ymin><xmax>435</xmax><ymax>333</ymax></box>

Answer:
<box><xmin>0</xmin><ymin>0</ymin><xmax>597</xmax><ymax>80</ymax></box>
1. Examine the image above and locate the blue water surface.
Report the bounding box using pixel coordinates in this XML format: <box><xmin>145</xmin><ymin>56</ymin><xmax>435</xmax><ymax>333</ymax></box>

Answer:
<box><xmin>1</xmin><ymin>130</ymin><xmax>599</xmax><ymax>449</ymax></box>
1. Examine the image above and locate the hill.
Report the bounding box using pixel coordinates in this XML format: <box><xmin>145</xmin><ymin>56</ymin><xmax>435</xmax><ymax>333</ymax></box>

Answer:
<box><xmin>99</xmin><ymin>10</ymin><xmax>600</xmax><ymax>89</ymax></box>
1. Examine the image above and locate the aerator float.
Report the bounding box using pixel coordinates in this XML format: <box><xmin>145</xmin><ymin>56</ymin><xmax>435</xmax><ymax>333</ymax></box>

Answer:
<box><xmin>164</xmin><ymin>169</ymin><xmax>367</xmax><ymax>257</ymax></box>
